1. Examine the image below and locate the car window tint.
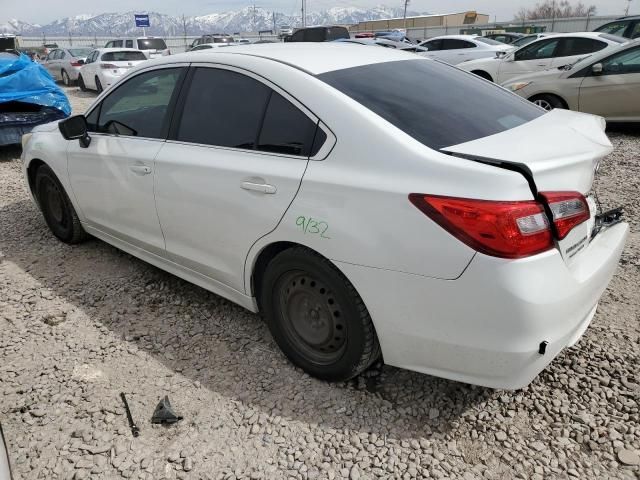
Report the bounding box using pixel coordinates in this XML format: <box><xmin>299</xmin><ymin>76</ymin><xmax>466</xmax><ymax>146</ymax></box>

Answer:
<box><xmin>559</xmin><ymin>37</ymin><xmax>607</xmax><ymax>56</ymax></box>
<box><xmin>630</xmin><ymin>23</ymin><xmax>640</xmax><ymax>39</ymax></box>
<box><xmin>305</xmin><ymin>29</ymin><xmax>325</xmax><ymax>42</ymax></box>
<box><xmin>327</xmin><ymin>27</ymin><xmax>349</xmax><ymax>40</ymax></box>
<box><xmin>258</xmin><ymin>92</ymin><xmax>317</xmax><ymax>156</ymax></box>
<box><xmin>101</xmin><ymin>51</ymin><xmax>147</xmax><ymax>61</ymax></box>
<box><xmin>96</xmin><ymin>68</ymin><xmax>182</xmax><ymax>138</ymax></box>
<box><xmin>125</xmin><ymin>40</ymin><xmax>133</xmax><ymax>48</ymax></box>
<box><xmin>422</xmin><ymin>39</ymin><xmax>442</xmax><ymax>50</ymax></box>
<box><xmin>515</xmin><ymin>39</ymin><xmax>559</xmax><ymax>60</ymax></box>
<box><xmin>442</xmin><ymin>39</ymin><xmax>475</xmax><ymax>49</ymax></box>
<box><xmin>595</xmin><ymin>21</ymin><xmax>629</xmax><ymax>37</ymax></box>
<box><xmin>291</xmin><ymin>30</ymin><xmax>304</xmax><ymax>41</ymax></box>
<box><xmin>601</xmin><ymin>46</ymin><xmax>640</xmax><ymax>74</ymax></box>
<box><xmin>318</xmin><ymin>59</ymin><xmax>542</xmax><ymax>151</ymax></box>
<box><xmin>177</xmin><ymin>68</ymin><xmax>270</xmax><ymax>149</ymax></box>
<box><xmin>113</xmin><ymin>40</ymin><xmax>123</xmax><ymax>47</ymax></box>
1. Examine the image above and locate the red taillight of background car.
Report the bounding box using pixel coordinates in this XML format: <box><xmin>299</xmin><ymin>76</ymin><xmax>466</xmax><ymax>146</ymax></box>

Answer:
<box><xmin>539</xmin><ymin>191</ymin><xmax>590</xmax><ymax>240</ymax></box>
<box><xmin>100</xmin><ymin>63</ymin><xmax>118</xmax><ymax>69</ymax></box>
<box><xmin>70</xmin><ymin>61</ymin><xmax>83</xmax><ymax>67</ymax></box>
<box><xmin>409</xmin><ymin>192</ymin><xmax>590</xmax><ymax>259</ymax></box>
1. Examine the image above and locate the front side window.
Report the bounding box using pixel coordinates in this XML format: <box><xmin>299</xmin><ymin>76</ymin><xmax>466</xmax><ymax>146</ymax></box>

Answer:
<box><xmin>595</xmin><ymin>21</ymin><xmax>629</xmax><ymax>37</ymax></box>
<box><xmin>514</xmin><ymin>39</ymin><xmax>560</xmax><ymax>61</ymax></box>
<box><xmin>318</xmin><ymin>59</ymin><xmax>543</xmax><ymax>150</ymax></box>
<box><xmin>112</xmin><ymin>40</ymin><xmax>123</xmax><ymax>47</ymax></box>
<box><xmin>91</xmin><ymin>68</ymin><xmax>183</xmax><ymax>139</ymax></box>
<box><xmin>422</xmin><ymin>39</ymin><xmax>442</xmax><ymax>50</ymax></box>
<box><xmin>601</xmin><ymin>46</ymin><xmax>640</xmax><ymax>74</ymax></box>
<box><xmin>176</xmin><ymin>68</ymin><xmax>320</xmax><ymax>156</ymax></box>
<box><xmin>629</xmin><ymin>22</ymin><xmax>640</xmax><ymax>39</ymax></box>
<box><xmin>125</xmin><ymin>40</ymin><xmax>134</xmax><ymax>48</ymax></box>
<box><xmin>305</xmin><ymin>29</ymin><xmax>326</xmax><ymax>42</ymax></box>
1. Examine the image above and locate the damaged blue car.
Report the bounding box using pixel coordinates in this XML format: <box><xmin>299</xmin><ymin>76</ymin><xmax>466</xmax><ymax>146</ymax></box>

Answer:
<box><xmin>0</xmin><ymin>53</ymin><xmax>71</xmax><ymax>146</ymax></box>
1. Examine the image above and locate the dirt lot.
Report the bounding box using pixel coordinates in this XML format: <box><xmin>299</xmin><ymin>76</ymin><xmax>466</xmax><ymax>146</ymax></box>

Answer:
<box><xmin>1</xmin><ymin>86</ymin><xmax>639</xmax><ymax>480</ymax></box>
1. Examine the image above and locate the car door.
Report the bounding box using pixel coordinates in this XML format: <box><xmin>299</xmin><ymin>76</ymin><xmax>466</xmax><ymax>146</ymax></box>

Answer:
<box><xmin>497</xmin><ymin>37</ymin><xmax>561</xmax><ymax>83</ymax></box>
<box><xmin>154</xmin><ymin>65</ymin><xmax>323</xmax><ymax>292</ymax></box>
<box><xmin>578</xmin><ymin>46</ymin><xmax>640</xmax><ymax>120</ymax></box>
<box><xmin>45</xmin><ymin>50</ymin><xmax>60</xmax><ymax>79</ymax></box>
<box><xmin>550</xmin><ymin>37</ymin><xmax>608</xmax><ymax>68</ymax></box>
<box><xmin>67</xmin><ymin>66</ymin><xmax>186</xmax><ymax>254</ymax></box>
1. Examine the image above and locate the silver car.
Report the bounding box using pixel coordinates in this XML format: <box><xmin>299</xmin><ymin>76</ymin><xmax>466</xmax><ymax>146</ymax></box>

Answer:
<box><xmin>42</xmin><ymin>47</ymin><xmax>93</xmax><ymax>85</ymax></box>
<box><xmin>503</xmin><ymin>39</ymin><xmax>640</xmax><ymax>122</ymax></box>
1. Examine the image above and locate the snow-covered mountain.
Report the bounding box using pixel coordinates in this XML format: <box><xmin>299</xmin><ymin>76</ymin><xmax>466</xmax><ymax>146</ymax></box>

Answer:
<box><xmin>0</xmin><ymin>6</ymin><xmax>420</xmax><ymax>36</ymax></box>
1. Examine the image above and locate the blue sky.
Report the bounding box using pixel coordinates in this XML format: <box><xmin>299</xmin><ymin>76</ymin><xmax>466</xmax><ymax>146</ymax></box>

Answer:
<box><xmin>6</xmin><ymin>0</ymin><xmax>639</xmax><ymax>24</ymax></box>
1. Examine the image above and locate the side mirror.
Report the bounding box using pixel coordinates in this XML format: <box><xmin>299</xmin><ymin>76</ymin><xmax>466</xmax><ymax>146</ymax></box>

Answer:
<box><xmin>592</xmin><ymin>63</ymin><xmax>603</xmax><ymax>75</ymax></box>
<box><xmin>59</xmin><ymin>115</ymin><xmax>91</xmax><ymax>148</ymax></box>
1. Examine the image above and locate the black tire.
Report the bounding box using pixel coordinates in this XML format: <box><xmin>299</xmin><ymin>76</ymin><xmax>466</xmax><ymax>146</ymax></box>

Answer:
<box><xmin>35</xmin><ymin>165</ymin><xmax>88</xmax><ymax>244</ymax></box>
<box><xmin>471</xmin><ymin>70</ymin><xmax>493</xmax><ymax>82</ymax></box>
<box><xmin>260</xmin><ymin>247</ymin><xmax>381</xmax><ymax>381</ymax></box>
<box><xmin>61</xmin><ymin>69</ymin><xmax>71</xmax><ymax>86</ymax></box>
<box><xmin>529</xmin><ymin>94</ymin><xmax>565</xmax><ymax>111</ymax></box>
<box><xmin>78</xmin><ymin>75</ymin><xmax>87</xmax><ymax>92</ymax></box>
<box><xmin>95</xmin><ymin>77</ymin><xmax>103</xmax><ymax>93</ymax></box>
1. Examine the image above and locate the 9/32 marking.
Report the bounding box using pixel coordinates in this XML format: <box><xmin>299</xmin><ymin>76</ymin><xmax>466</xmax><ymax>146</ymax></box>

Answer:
<box><xmin>296</xmin><ymin>216</ymin><xmax>330</xmax><ymax>239</ymax></box>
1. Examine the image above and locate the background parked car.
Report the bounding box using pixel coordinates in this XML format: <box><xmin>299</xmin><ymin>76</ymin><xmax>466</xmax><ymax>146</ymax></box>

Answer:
<box><xmin>188</xmin><ymin>43</ymin><xmax>239</xmax><ymax>52</ymax></box>
<box><xmin>105</xmin><ymin>37</ymin><xmax>169</xmax><ymax>59</ymax></box>
<box><xmin>190</xmin><ymin>34</ymin><xmax>234</xmax><ymax>49</ymax></box>
<box><xmin>504</xmin><ymin>39</ymin><xmax>640</xmax><ymax>121</ymax></box>
<box><xmin>511</xmin><ymin>32</ymin><xmax>558</xmax><ymax>48</ymax></box>
<box><xmin>458</xmin><ymin>32</ymin><xmax>627</xmax><ymax>82</ymax></box>
<box><xmin>285</xmin><ymin>26</ymin><xmax>350</xmax><ymax>42</ymax></box>
<box><xmin>594</xmin><ymin>15</ymin><xmax>640</xmax><ymax>39</ymax></box>
<box><xmin>278</xmin><ymin>25</ymin><xmax>293</xmax><ymax>39</ymax></box>
<box><xmin>416</xmin><ymin>35</ymin><xmax>512</xmax><ymax>65</ymax></box>
<box><xmin>42</xmin><ymin>43</ymin><xmax>58</xmax><ymax>56</ymax></box>
<box><xmin>484</xmin><ymin>32</ymin><xmax>525</xmax><ymax>44</ymax></box>
<box><xmin>78</xmin><ymin>48</ymin><xmax>147</xmax><ymax>93</ymax></box>
<box><xmin>42</xmin><ymin>47</ymin><xmax>93</xmax><ymax>86</ymax></box>
<box><xmin>334</xmin><ymin>38</ymin><xmax>428</xmax><ymax>53</ymax></box>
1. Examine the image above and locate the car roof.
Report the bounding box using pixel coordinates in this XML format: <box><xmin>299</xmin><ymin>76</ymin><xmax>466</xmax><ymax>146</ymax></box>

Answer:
<box><xmin>96</xmin><ymin>48</ymin><xmax>145</xmax><ymax>53</ymax></box>
<box><xmin>426</xmin><ymin>34</ymin><xmax>481</xmax><ymax>40</ymax></box>
<box><xmin>157</xmin><ymin>43</ymin><xmax>421</xmax><ymax>75</ymax></box>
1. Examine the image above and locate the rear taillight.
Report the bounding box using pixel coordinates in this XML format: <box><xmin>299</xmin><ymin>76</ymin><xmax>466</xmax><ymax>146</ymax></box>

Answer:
<box><xmin>409</xmin><ymin>192</ymin><xmax>591</xmax><ymax>259</ymax></box>
<box><xmin>100</xmin><ymin>63</ymin><xmax>118</xmax><ymax>69</ymax></box>
<box><xmin>70</xmin><ymin>61</ymin><xmax>82</xmax><ymax>67</ymax></box>
<box><xmin>539</xmin><ymin>192</ymin><xmax>590</xmax><ymax>240</ymax></box>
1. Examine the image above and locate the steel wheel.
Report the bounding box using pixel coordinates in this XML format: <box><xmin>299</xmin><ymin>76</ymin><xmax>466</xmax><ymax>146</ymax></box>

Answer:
<box><xmin>276</xmin><ymin>271</ymin><xmax>347</xmax><ymax>365</ymax></box>
<box><xmin>40</xmin><ymin>175</ymin><xmax>71</xmax><ymax>234</ymax></box>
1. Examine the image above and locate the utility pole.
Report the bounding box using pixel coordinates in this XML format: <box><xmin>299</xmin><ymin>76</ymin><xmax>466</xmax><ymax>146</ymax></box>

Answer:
<box><xmin>403</xmin><ymin>0</ymin><xmax>410</xmax><ymax>29</ymax></box>
<box><xmin>182</xmin><ymin>14</ymin><xmax>187</xmax><ymax>52</ymax></box>
<box><xmin>625</xmin><ymin>0</ymin><xmax>632</xmax><ymax>15</ymax></box>
<box><xmin>301</xmin><ymin>0</ymin><xmax>306</xmax><ymax>27</ymax></box>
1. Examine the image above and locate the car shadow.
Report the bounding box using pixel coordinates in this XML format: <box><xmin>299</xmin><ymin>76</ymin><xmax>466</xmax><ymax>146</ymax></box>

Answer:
<box><xmin>607</xmin><ymin>122</ymin><xmax>640</xmax><ymax>137</ymax></box>
<box><xmin>0</xmin><ymin>146</ymin><xmax>21</xmax><ymax>162</ymax></box>
<box><xmin>0</xmin><ymin>197</ymin><xmax>496</xmax><ymax>441</ymax></box>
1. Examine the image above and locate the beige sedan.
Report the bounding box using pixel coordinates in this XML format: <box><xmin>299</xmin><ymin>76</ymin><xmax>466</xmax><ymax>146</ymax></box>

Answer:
<box><xmin>503</xmin><ymin>39</ymin><xmax>640</xmax><ymax>122</ymax></box>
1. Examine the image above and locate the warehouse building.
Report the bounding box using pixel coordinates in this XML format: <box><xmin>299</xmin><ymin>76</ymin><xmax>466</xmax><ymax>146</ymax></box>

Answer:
<box><xmin>349</xmin><ymin>11</ymin><xmax>490</xmax><ymax>33</ymax></box>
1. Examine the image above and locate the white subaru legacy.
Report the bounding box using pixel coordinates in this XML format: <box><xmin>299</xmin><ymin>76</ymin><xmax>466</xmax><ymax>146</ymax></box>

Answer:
<box><xmin>21</xmin><ymin>44</ymin><xmax>628</xmax><ymax>389</ymax></box>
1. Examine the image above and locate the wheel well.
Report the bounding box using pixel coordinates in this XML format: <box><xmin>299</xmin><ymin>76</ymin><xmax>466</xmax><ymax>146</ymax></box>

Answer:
<box><xmin>471</xmin><ymin>70</ymin><xmax>493</xmax><ymax>82</ymax></box>
<box><xmin>529</xmin><ymin>93</ymin><xmax>568</xmax><ymax>109</ymax></box>
<box><xmin>251</xmin><ymin>241</ymin><xmax>297</xmax><ymax>303</ymax></box>
<box><xmin>27</xmin><ymin>159</ymin><xmax>46</xmax><ymax>202</ymax></box>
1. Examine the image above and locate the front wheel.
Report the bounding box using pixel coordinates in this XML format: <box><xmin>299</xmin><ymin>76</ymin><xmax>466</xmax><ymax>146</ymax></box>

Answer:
<box><xmin>530</xmin><ymin>94</ymin><xmax>565</xmax><ymax>111</ymax></box>
<box><xmin>35</xmin><ymin>165</ymin><xmax>89</xmax><ymax>244</ymax></box>
<box><xmin>260</xmin><ymin>247</ymin><xmax>381</xmax><ymax>381</ymax></box>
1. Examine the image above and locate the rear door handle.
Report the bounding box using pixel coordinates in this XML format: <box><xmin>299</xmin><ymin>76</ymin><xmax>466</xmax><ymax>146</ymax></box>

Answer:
<box><xmin>130</xmin><ymin>165</ymin><xmax>152</xmax><ymax>175</ymax></box>
<box><xmin>241</xmin><ymin>181</ymin><xmax>277</xmax><ymax>194</ymax></box>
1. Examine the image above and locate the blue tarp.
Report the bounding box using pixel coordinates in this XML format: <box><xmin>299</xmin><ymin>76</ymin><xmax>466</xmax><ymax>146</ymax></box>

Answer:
<box><xmin>0</xmin><ymin>53</ymin><xmax>71</xmax><ymax>116</ymax></box>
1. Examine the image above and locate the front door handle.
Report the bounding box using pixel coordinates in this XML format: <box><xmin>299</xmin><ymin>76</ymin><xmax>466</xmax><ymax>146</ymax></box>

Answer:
<box><xmin>130</xmin><ymin>165</ymin><xmax>152</xmax><ymax>175</ymax></box>
<box><xmin>241</xmin><ymin>181</ymin><xmax>277</xmax><ymax>194</ymax></box>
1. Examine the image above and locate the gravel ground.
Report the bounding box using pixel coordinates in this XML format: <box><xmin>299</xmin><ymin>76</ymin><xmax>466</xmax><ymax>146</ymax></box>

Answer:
<box><xmin>0</xmin><ymin>86</ymin><xmax>639</xmax><ymax>480</ymax></box>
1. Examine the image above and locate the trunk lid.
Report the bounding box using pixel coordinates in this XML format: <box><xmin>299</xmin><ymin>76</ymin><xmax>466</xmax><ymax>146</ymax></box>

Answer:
<box><xmin>442</xmin><ymin>109</ymin><xmax>613</xmax><ymax>266</ymax></box>
<box><xmin>106</xmin><ymin>60</ymin><xmax>145</xmax><ymax>75</ymax></box>
<box><xmin>441</xmin><ymin>109</ymin><xmax>612</xmax><ymax>194</ymax></box>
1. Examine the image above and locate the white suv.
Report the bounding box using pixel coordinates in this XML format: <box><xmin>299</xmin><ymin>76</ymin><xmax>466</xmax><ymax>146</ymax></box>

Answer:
<box><xmin>104</xmin><ymin>37</ymin><xmax>170</xmax><ymax>59</ymax></box>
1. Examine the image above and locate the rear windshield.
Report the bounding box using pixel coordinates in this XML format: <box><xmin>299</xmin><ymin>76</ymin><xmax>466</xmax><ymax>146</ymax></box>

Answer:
<box><xmin>101</xmin><ymin>51</ymin><xmax>147</xmax><ymax>61</ymax></box>
<box><xmin>318</xmin><ymin>59</ymin><xmax>543</xmax><ymax>150</ymax></box>
<box><xmin>476</xmin><ymin>37</ymin><xmax>503</xmax><ymax>45</ymax></box>
<box><xmin>597</xmin><ymin>33</ymin><xmax>627</xmax><ymax>43</ymax></box>
<box><xmin>68</xmin><ymin>48</ymin><xmax>92</xmax><ymax>57</ymax></box>
<box><xmin>137</xmin><ymin>38</ymin><xmax>167</xmax><ymax>50</ymax></box>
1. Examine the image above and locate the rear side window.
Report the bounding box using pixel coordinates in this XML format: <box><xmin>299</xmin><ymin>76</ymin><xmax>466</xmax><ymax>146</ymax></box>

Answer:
<box><xmin>558</xmin><ymin>37</ymin><xmax>607</xmax><ymax>56</ymax></box>
<box><xmin>305</xmin><ymin>29</ymin><xmax>325</xmax><ymax>42</ymax></box>
<box><xmin>318</xmin><ymin>59</ymin><xmax>543</xmax><ymax>150</ymax></box>
<box><xmin>125</xmin><ymin>40</ymin><xmax>134</xmax><ymax>48</ymax></box>
<box><xmin>515</xmin><ymin>38</ymin><xmax>560</xmax><ymax>60</ymax></box>
<box><xmin>258</xmin><ymin>92</ymin><xmax>317</xmax><ymax>156</ymax></box>
<box><xmin>177</xmin><ymin>68</ymin><xmax>271</xmax><ymax>148</ymax></box>
<box><xmin>442</xmin><ymin>39</ymin><xmax>475</xmax><ymax>49</ymax></box>
<box><xmin>327</xmin><ymin>27</ymin><xmax>349</xmax><ymax>41</ymax></box>
<box><xmin>422</xmin><ymin>39</ymin><xmax>442</xmax><ymax>50</ymax></box>
<box><xmin>101</xmin><ymin>51</ymin><xmax>147</xmax><ymax>61</ymax></box>
<box><xmin>290</xmin><ymin>30</ymin><xmax>305</xmax><ymax>41</ymax></box>
<box><xmin>176</xmin><ymin>68</ymin><xmax>320</xmax><ymax>156</ymax></box>
<box><xmin>113</xmin><ymin>40</ymin><xmax>123</xmax><ymax>47</ymax></box>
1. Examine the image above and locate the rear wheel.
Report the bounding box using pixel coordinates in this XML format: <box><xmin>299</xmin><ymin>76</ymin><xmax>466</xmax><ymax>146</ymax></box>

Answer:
<box><xmin>529</xmin><ymin>94</ymin><xmax>565</xmax><ymax>111</ymax></box>
<box><xmin>471</xmin><ymin>70</ymin><xmax>493</xmax><ymax>82</ymax></box>
<box><xmin>95</xmin><ymin>76</ymin><xmax>103</xmax><ymax>93</ymax></box>
<box><xmin>35</xmin><ymin>165</ymin><xmax>88</xmax><ymax>244</ymax></box>
<box><xmin>260</xmin><ymin>247</ymin><xmax>381</xmax><ymax>381</ymax></box>
<box><xmin>61</xmin><ymin>69</ymin><xmax>71</xmax><ymax>86</ymax></box>
<box><xmin>78</xmin><ymin>75</ymin><xmax>87</xmax><ymax>92</ymax></box>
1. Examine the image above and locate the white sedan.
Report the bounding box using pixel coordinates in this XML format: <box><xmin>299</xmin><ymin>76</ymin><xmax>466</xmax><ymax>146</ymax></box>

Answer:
<box><xmin>21</xmin><ymin>44</ymin><xmax>628</xmax><ymax>389</ymax></box>
<box><xmin>78</xmin><ymin>48</ymin><xmax>148</xmax><ymax>93</ymax></box>
<box><xmin>458</xmin><ymin>32</ymin><xmax>627</xmax><ymax>82</ymax></box>
<box><xmin>416</xmin><ymin>34</ymin><xmax>512</xmax><ymax>64</ymax></box>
